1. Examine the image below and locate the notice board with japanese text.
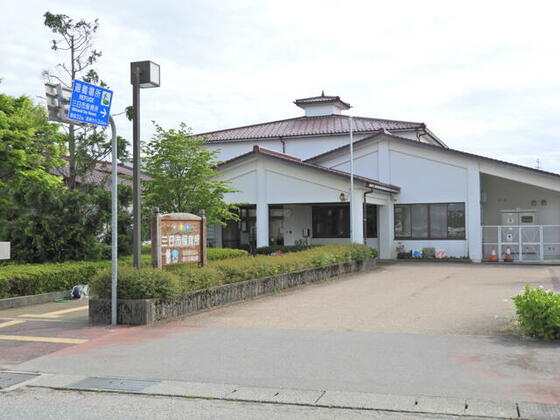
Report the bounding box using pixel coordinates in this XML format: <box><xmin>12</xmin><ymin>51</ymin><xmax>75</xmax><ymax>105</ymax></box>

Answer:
<box><xmin>151</xmin><ymin>213</ymin><xmax>206</xmax><ymax>268</ymax></box>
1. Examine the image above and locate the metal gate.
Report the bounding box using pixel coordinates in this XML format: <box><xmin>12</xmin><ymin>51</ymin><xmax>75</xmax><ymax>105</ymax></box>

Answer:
<box><xmin>481</xmin><ymin>225</ymin><xmax>560</xmax><ymax>262</ymax></box>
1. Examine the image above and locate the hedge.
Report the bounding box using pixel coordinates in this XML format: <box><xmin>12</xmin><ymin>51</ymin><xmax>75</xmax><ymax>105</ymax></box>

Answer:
<box><xmin>0</xmin><ymin>261</ymin><xmax>107</xmax><ymax>299</ymax></box>
<box><xmin>91</xmin><ymin>244</ymin><xmax>377</xmax><ymax>300</ymax></box>
<box><xmin>0</xmin><ymin>248</ymin><xmax>249</xmax><ymax>299</ymax></box>
<box><xmin>255</xmin><ymin>245</ymin><xmax>315</xmax><ymax>255</ymax></box>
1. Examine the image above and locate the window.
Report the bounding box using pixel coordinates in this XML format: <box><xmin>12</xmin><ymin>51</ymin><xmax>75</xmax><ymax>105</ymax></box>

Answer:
<box><xmin>394</xmin><ymin>203</ymin><xmax>465</xmax><ymax>239</ymax></box>
<box><xmin>312</xmin><ymin>204</ymin><xmax>350</xmax><ymax>238</ymax></box>
<box><xmin>366</xmin><ymin>204</ymin><xmax>378</xmax><ymax>238</ymax></box>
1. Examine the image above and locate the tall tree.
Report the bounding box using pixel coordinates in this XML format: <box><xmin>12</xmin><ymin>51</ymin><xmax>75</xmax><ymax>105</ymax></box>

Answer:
<box><xmin>143</xmin><ymin>123</ymin><xmax>238</xmax><ymax>225</ymax></box>
<box><xmin>0</xmin><ymin>93</ymin><xmax>64</xmax><ymax>207</ymax></box>
<box><xmin>43</xmin><ymin>12</ymin><xmax>129</xmax><ymax>188</ymax></box>
<box><xmin>0</xmin><ymin>93</ymin><xmax>133</xmax><ymax>263</ymax></box>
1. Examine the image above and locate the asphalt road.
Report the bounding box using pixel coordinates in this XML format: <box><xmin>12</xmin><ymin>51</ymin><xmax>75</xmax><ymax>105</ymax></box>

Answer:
<box><xmin>10</xmin><ymin>263</ymin><xmax>560</xmax><ymax>404</ymax></box>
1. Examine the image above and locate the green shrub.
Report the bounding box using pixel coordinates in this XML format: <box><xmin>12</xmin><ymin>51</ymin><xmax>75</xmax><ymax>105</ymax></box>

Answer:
<box><xmin>169</xmin><ymin>265</ymin><xmax>222</xmax><ymax>293</ymax></box>
<box><xmin>513</xmin><ymin>285</ymin><xmax>560</xmax><ymax>340</ymax></box>
<box><xmin>90</xmin><ymin>266</ymin><xmax>180</xmax><ymax>300</ymax></box>
<box><xmin>207</xmin><ymin>248</ymin><xmax>248</xmax><ymax>260</ymax></box>
<box><xmin>121</xmin><ymin>248</ymin><xmax>247</xmax><ymax>267</ymax></box>
<box><xmin>255</xmin><ymin>245</ymin><xmax>315</xmax><ymax>255</ymax></box>
<box><xmin>0</xmin><ymin>244</ymin><xmax>375</xmax><ymax>300</ymax></box>
<box><xmin>0</xmin><ymin>261</ymin><xmax>107</xmax><ymax>299</ymax></box>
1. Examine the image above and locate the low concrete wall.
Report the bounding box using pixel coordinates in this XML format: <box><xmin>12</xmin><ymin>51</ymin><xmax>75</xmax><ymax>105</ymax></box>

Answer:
<box><xmin>90</xmin><ymin>258</ymin><xmax>376</xmax><ymax>325</ymax></box>
<box><xmin>0</xmin><ymin>290</ymin><xmax>68</xmax><ymax>310</ymax></box>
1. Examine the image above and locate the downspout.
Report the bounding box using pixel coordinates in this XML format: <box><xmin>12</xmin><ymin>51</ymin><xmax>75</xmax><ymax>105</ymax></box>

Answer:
<box><xmin>279</xmin><ymin>137</ymin><xmax>286</xmax><ymax>154</ymax></box>
<box><xmin>363</xmin><ymin>185</ymin><xmax>375</xmax><ymax>245</ymax></box>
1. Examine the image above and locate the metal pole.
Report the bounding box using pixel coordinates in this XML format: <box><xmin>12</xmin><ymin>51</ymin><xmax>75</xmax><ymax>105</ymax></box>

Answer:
<box><xmin>132</xmin><ymin>66</ymin><xmax>142</xmax><ymax>269</ymax></box>
<box><xmin>349</xmin><ymin>116</ymin><xmax>355</xmax><ymax>242</ymax></box>
<box><xmin>110</xmin><ymin>115</ymin><xmax>118</xmax><ymax>326</ymax></box>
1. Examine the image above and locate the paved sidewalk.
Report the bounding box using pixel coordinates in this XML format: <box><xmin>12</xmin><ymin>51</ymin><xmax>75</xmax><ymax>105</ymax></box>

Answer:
<box><xmin>2</xmin><ymin>372</ymin><xmax>559</xmax><ymax>419</ymax></box>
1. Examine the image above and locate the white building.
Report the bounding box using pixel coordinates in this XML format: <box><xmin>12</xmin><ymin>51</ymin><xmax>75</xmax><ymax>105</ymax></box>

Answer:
<box><xmin>199</xmin><ymin>93</ymin><xmax>560</xmax><ymax>262</ymax></box>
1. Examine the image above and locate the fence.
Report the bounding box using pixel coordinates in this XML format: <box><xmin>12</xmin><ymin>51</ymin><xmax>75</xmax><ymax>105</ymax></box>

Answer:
<box><xmin>481</xmin><ymin>225</ymin><xmax>560</xmax><ymax>262</ymax></box>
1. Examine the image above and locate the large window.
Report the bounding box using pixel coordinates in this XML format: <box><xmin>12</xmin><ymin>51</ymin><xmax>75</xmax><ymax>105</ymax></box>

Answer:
<box><xmin>312</xmin><ymin>204</ymin><xmax>350</xmax><ymax>238</ymax></box>
<box><xmin>394</xmin><ymin>203</ymin><xmax>465</xmax><ymax>240</ymax></box>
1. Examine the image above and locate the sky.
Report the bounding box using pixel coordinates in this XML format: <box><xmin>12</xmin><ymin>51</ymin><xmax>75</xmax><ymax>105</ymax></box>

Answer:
<box><xmin>2</xmin><ymin>0</ymin><xmax>560</xmax><ymax>173</ymax></box>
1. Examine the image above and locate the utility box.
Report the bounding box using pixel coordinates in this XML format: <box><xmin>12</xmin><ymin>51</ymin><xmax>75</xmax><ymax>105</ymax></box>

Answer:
<box><xmin>0</xmin><ymin>242</ymin><xmax>10</xmax><ymax>260</ymax></box>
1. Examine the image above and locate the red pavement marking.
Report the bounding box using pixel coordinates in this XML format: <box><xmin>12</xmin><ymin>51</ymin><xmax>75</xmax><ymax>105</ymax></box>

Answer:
<box><xmin>50</xmin><ymin>322</ymin><xmax>203</xmax><ymax>357</ymax></box>
<box><xmin>0</xmin><ymin>319</ymin><xmax>111</xmax><ymax>367</ymax></box>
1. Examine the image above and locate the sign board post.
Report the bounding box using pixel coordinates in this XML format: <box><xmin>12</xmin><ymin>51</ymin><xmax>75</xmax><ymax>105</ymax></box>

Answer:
<box><xmin>64</xmin><ymin>79</ymin><xmax>117</xmax><ymax>326</ymax></box>
<box><xmin>152</xmin><ymin>212</ymin><xmax>207</xmax><ymax>268</ymax></box>
<box><xmin>0</xmin><ymin>242</ymin><xmax>10</xmax><ymax>260</ymax></box>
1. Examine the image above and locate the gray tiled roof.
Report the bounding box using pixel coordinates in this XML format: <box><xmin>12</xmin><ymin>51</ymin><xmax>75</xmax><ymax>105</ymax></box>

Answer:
<box><xmin>51</xmin><ymin>161</ymin><xmax>149</xmax><ymax>191</ymax></box>
<box><xmin>199</xmin><ymin>114</ymin><xmax>425</xmax><ymax>144</ymax></box>
<box><xmin>294</xmin><ymin>94</ymin><xmax>351</xmax><ymax>109</ymax></box>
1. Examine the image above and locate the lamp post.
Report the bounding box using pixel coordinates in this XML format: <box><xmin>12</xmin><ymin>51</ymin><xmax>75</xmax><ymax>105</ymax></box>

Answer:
<box><xmin>130</xmin><ymin>60</ymin><xmax>160</xmax><ymax>269</ymax></box>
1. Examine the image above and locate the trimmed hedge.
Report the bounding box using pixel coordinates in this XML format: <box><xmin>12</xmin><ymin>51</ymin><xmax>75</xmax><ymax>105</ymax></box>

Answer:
<box><xmin>207</xmin><ymin>248</ymin><xmax>248</xmax><ymax>260</ymax></box>
<box><xmin>0</xmin><ymin>248</ymin><xmax>248</xmax><ymax>299</ymax></box>
<box><xmin>91</xmin><ymin>244</ymin><xmax>377</xmax><ymax>300</ymax></box>
<box><xmin>90</xmin><ymin>266</ymin><xmax>181</xmax><ymax>300</ymax></box>
<box><xmin>255</xmin><ymin>245</ymin><xmax>315</xmax><ymax>255</ymax></box>
<box><xmin>0</xmin><ymin>261</ymin><xmax>107</xmax><ymax>299</ymax></box>
<box><xmin>513</xmin><ymin>285</ymin><xmax>560</xmax><ymax>340</ymax></box>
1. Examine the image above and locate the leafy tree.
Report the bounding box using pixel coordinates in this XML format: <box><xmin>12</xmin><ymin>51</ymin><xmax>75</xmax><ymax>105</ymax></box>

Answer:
<box><xmin>0</xmin><ymin>93</ymin><xmax>132</xmax><ymax>263</ymax></box>
<box><xmin>43</xmin><ymin>11</ymin><xmax>130</xmax><ymax>187</ymax></box>
<box><xmin>143</xmin><ymin>123</ymin><xmax>238</xmax><ymax>225</ymax></box>
<box><xmin>0</xmin><ymin>94</ymin><xmax>64</xmax><ymax>207</ymax></box>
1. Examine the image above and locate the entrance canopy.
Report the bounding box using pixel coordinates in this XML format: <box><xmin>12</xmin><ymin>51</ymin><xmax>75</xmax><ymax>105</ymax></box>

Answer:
<box><xmin>215</xmin><ymin>146</ymin><xmax>400</xmax><ymax>251</ymax></box>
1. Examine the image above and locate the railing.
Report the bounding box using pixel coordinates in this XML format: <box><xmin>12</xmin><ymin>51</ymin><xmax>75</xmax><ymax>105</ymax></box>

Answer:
<box><xmin>481</xmin><ymin>225</ymin><xmax>560</xmax><ymax>262</ymax></box>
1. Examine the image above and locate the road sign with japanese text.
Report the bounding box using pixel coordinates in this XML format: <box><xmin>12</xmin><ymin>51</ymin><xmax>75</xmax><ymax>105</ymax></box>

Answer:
<box><xmin>68</xmin><ymin>80</ymin><xmax>113</xmax><ymax>127</ymax></box>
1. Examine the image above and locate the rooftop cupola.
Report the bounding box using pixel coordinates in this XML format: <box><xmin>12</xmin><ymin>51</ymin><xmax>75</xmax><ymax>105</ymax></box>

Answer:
<box><xmin>294</xmin><ymin>91</ymin><xmax>351</xmax><ymax>117</ymax></box>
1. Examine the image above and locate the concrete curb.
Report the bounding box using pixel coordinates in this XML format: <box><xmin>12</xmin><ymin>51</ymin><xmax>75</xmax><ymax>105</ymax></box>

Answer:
<box><xmin>0</xmin><ymin>290</ymin><xmax>68</xmax><ymax>310</ymax></box>
<box><xmin>90</xmin><ymin>257</ymin><xmax>377</xmax><ymax>325</ymax></box>
<box><xmin>9</xmin><ymin>372</ymin><xmax>559</xmax><ymax>419</ymax></box>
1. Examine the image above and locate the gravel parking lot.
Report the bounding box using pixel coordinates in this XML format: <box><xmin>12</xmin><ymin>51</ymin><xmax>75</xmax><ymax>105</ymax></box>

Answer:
<box><xmin>182</xmin><ymin>262</ymin><xmax>559</xmax><ymax>335</ymax></box>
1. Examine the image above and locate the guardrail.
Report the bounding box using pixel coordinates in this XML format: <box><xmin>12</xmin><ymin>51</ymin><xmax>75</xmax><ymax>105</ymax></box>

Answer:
<box><xmin>481</xmin><ymin>225</ymin><xmax>560</xmax><ymax>262</ymax></box>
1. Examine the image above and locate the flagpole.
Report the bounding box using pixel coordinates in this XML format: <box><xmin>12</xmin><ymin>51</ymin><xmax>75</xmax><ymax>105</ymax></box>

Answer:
<box><xmin>349</xmin><ymin>115</ymin><xmax>354</xmax><ymax>243</ymax></box>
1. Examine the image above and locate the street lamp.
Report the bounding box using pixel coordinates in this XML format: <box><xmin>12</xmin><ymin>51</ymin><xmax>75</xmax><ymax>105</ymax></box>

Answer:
<box><xmin>130</xmin><ymin>60</ymin><xmax>160</xmax><ymax>269</ymax></box>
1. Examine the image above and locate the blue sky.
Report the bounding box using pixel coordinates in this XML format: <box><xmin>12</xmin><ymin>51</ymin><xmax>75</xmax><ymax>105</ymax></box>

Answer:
<box><xmin>2</xmin><ymin>1</ymin><xmax>560</xmax><ymax>172</ymax></box>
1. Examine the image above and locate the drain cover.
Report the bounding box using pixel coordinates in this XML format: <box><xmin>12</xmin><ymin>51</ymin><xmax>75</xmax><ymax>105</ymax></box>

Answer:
<box><xmin>70</xmin><ymin>377</ymin><xmax>157</xmax><ymax>392</ymax></box>
<box><xmin>0</xmin><ymin>372</ymin><xmax>37</xmax><ymax>389</ymax></box>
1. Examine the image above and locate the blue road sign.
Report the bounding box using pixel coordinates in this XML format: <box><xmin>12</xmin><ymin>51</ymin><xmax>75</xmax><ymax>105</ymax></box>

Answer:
<box><xmin>68</xmin><ymin>80</ymin><xmax>113</xmax><ymax>126</ymax></box>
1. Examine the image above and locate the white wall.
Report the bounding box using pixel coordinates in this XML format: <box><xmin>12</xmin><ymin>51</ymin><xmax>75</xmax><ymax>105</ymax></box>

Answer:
<box><xmin>389</xmin><ymin>149</ymin><xmax>468</xmax><ymax>203</ymax></box>
<box><xmin>284</xmin><ymin>135</ymin><xmax>370</xmax><ymax>160</ymax></box>
<box><xmin>207</xmin><ymin>140</ymin><xmax>283</xmax><ymax>162</ymax></box>
<box><xmin>481</xmin><ymin>174</ymin><xmax>560</xmax><ymax>225</ymax></box>
<box><xmin>395</xmin><ymin>240</ymin><xmax>468</xmax><ymax>257</ymax></box>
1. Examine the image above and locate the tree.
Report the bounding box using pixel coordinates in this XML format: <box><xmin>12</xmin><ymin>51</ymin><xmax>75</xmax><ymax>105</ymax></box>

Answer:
<box><xmin>43</xmin><ymin>12</ymin><xmax>130</xmax><ymax>188</ymax></box>
<box><xmin>0</xmin><ymin>93</ymin><xmax>132</xmax><ymax>263</ymax></box>
<box><xmin>143</xmin><ymin>123</ymin><xmax>238</xmax><ymax>225</ymax></box>
<box><xmin>0</xmin><ymin>94</ymin><xmax>64</xmax><ymax>208</ymax></box>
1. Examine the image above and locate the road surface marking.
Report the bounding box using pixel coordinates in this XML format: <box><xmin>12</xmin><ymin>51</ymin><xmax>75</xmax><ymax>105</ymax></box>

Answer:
<box><xmin>0</xmin><ymin>320</ymin><xmax>26</xmax><ymax>329</ymax></box>
<box><xmin>20</xmin><ymin>305</ymin><xmax>88</xmax><ymax>319</ymax></box>
<box><xmin>0</xmin><ymin>334</ymin><xmax>87</xmax><ymax>344</ymax></box>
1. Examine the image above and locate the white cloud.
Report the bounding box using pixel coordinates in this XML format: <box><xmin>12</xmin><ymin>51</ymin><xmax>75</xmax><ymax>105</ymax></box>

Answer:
<box><xmin>1</xmin><ymin>0</ymin><xmax>560</xmax><ymax>173</ymax></box>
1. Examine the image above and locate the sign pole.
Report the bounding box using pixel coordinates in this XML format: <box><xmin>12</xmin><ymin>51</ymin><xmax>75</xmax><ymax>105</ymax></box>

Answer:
<box><xmin>110</xmin><ymin>115</ymin><xmax>118</xmax><ymax>326</ymax></box>
<box><xmin>132</xmin><ymin>67</ymin><xmax>142</xmax><ymax>269</ymax></box>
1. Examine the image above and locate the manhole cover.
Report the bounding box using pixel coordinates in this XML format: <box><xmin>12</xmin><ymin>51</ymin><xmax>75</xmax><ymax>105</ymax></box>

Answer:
<box><xmin>0</xmin><ymin>372</ymin><xmax>37</xmax><ymax>389</ymax></box>
<box><xmin>70</xmin><ymin>377</ymin><xmax>157</xmax><ymax>392</ymax></box>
